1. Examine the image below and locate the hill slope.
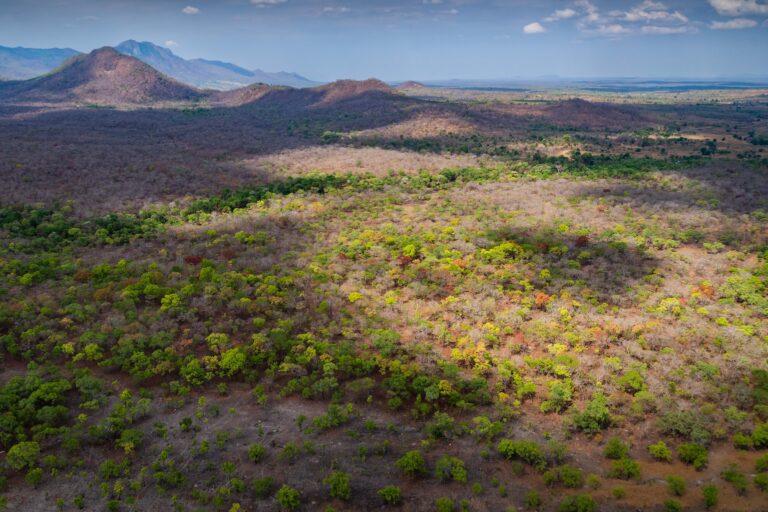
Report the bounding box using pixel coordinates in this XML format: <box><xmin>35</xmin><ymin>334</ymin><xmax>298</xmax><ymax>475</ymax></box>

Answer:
<box><xmin>115</xmin><ymin>40</ymin><xmax>318</xmax><ymax>90</ymax></box>
<box><xmin>0</xmin><ymin>45</ymin><xmax>81</xmax><ymax>80</ymax></box>
<box><xmin>0</xmin><ymin>47</ymin><xmax>204</xmax><ymax>103</ymax></box>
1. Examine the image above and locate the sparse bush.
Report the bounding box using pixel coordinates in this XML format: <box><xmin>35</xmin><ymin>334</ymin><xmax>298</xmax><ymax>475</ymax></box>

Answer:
<box><xmin>648</xmin><ymin>441</ymin><xmax>673</xmax><ymax>462</ymax></box>
<box><xmin>666</xmin><ymin>475</ymin><xmax>685</xmax><ymax>496</ymax></box>
<box><xmin>434</xmin><ymin>456</ymin><xmax>468</xmax><ymax>483</ymax></box>
<box><xmin>324</xmin><ymin>470</ymin><xmax>351</xmax><ymax>500</ymax></box>
<box><xmin>275</xmin><ymin>484</ymin><xmax>301</xmax><ymax>510</ymax></box>
<box><xmin>608</xmin><ymin>458</ymin><xmax>640</xmax><ymax>480</ymax></box>
<box><xmin>395</xmin><ymin>450</ymin><xmax>426</xmax><ymax>477</ymax></box>
<box><xmin>677</xmin><ymin>443</ymin><xmax>708</xmax><ymax>470</ymax></box>
<box><xmin>702</xmin><ymin>484</ymin><xmax>718</xmax><ymax>508</ymax></box>
<box><xmin>377</xmin><ymin>485</ymin><xmax>402</xmax><ymax>505</ymax></box>
<box><xmin>558</xmin><ymin>495</ymin><xmax>597</xmax><ymax>512</ymax></box>
<box><xmin>497</xmin><ymin>439</ymin><xmax>547</xmax><ymax>471</ymax></box>
<box><xmin>603</xmin><ymin>438</ymin><xmax>629</xmax><ymax>459</ymax></box>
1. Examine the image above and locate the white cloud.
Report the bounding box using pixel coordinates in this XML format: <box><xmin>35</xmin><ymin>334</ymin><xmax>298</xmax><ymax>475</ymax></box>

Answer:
<box><xmin>709</xmin><ymin>0</ymin><xmax>768</xmax><ymax>15</ymax></box>
<box><xmin>544</xmin><ymin>8</ymin><xmax>577</xmax><ymax>22</ymax></box>
<box><xmin>181</xmin><ymin>5</ymin><xmax>199</xmax><ymax>15</ymax></box>
<box><xmin>621</xmin><ymin>1</ymin><xmax>688</xmax><ymax>23</ymax></box>
<box><xmin>596</xmin><ymin>23</ymin><xmax>631</xmax><ymax>34</ymax></box>
<box><xmin>251</xmin><ymin>0</ymin><xmax>287</xmax><ymax>6</ymax></box>
<box><xmin>322</xmin><ymin>6</ymin><xmax>350</xmax><ymax>13</ymax></box>
<box><xmin>164</xmin><ymin>40</ymin><xmax>178</xmax><ymax>47</ymax></box>
<box><xmin>523</xmin><ymin>22</ymin><xmax>546</xmax><ymax>34</ymax></box>
<box><xmin>641</xmin><ymin>25</ymin><xmax>693</xmax><ymax>34</ymax></box>
<box><xmin>442</xmin><ymin>8</ymin><xmax>459</xmax><ymax>15</ymax></box>
<box><xmin>710</xmin><ymin>17</ymin><xmax>759</xmax><ymax>28</ymax></box>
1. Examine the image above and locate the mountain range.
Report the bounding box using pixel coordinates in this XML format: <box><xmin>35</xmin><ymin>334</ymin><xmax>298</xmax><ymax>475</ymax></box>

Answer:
<box><xmin>0</xmin><ymin>46</ymin><xmax>80</xmax><ymax>80</ymax></box>
<box><xmin>0</xmin><ymin>40</ymin><xmax>318</xmax><ymax>90</ymax></box>
<box><xmin>0</xmin><ymin>46</ymin><xmax>393</xmax><ymax>107</ymax></box>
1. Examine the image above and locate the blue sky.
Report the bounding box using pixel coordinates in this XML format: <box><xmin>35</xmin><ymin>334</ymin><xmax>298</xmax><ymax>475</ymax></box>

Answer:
<box><xmin>1</xmin><ymin>0</ymin><xmax>767</xmax><ymax>80</ymax></box>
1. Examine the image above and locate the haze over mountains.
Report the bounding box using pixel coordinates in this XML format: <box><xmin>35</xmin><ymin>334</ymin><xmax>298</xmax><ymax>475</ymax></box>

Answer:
<box><xmin>0</xmin><ymin>40</ymin><xmax>317</xmax><ymax>89</ymax></box>
<box><xmin>0</xmin><ymin>45</ymin><xmax>79</xmax><ymax>80</ymax></box>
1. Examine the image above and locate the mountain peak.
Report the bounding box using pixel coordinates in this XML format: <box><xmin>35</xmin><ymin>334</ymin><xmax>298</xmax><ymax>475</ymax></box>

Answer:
<box><xmin>1</xmin><ymin>46</ymin><xmax>202</xmax><ymax>104</ymax></box>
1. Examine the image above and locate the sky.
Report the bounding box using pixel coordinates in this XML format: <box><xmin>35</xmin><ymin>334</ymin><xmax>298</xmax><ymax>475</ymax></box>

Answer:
<box><xmin>1</xmin><ymin>0</ymin><xmax>767</xmax><ymax>81</ymax></box>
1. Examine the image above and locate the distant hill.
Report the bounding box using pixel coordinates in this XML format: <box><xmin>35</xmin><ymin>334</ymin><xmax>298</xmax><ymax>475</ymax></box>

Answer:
<box><xmin>213</xmin><ymin>78</ymin><xmax>396</xmax><ymax>108</ymax></box>
<box><xmin>115</xmin><ymin>40</ymin><xmax>318</xmax><ymax>90</ymax></box>
<box><xmin>396</xmin><ymin>81</ymin><xmax>427</xmax><ymax>89</ymax></box>
<box><xmin>0</xmin><ymin>47</ymin><xmax>203</xmax><ymax>104</ymax></box>
<box><xmin>0</xmin><ymin>45</ymin><xmax>81</xmax><ymax>80</ymax></box>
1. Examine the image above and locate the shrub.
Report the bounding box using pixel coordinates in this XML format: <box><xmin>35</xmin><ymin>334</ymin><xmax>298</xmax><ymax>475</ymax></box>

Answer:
<box><xmin>663</xmin><ymin>499</ymin><xmax>682</xmax><ymax>512</ymax></box>
<box><xmin>754</xmin><ymin>473</ymin><xmax>768</xmax><ymax>492</ymax></box>
<box><xmin>377</xmin><ymin>485</ymin><xmax>402</xmax><ymax>505</ymax></box>
<box><xmin>677</xmin><ymin>443</ymin><xmax>708</xmax><ymax>470</ymax></box>
<box><xmin>497</xmin><ymin>439</ymin><xmax>546</xmax><ymax>470</ymax></box>
<box><xmin>275</xmin><ymin>485</ymin><xmax>301</xmax><ymax>511</ymax></box>
<box><xmin>612</xmin><ymin>486</ymin><xmax>626</xmax><ymax>499</ymax></box>
<box><xmin>666</xmin><ymin>475</ymin><xmax>686</xmax><ymax>496</ymax></box>
<box><xmin>395</xmin><ymin>450</ymin><xmax>426</xmax><ymax>477</ymax></box>
<box><xmin>252</xmin><ymin>477</ymin><xmax>274</xmax><ymax>499</ymax></box>
<box><xmin>324</xmin><ymin>470</ymin><xmax>351</xmax><ymax>500</ymax></box>
<box><xmin>434</xmin><ymin>456</ymin><xmax>468</xmax><ymax>483</ymax></box>
<box><xmin>659</xmin><ymin>411</ymin><xmax>711</xmax><ymax>446</ymax></box>
<box><xmin>117</xmin><ymin>428</ymin><xmax>144</xmax><ymax>454</ymax></box>
<box><xmin>753</xmin><ymin>422</ymin><xmax>768</xmax><ymax>448</ymax></box>
<box><xmin>618</xmin><ymin>369</ymin><xmax>645</xmax><ymax>394</ymax></box>
<box><xmin>247</xmin><ymin>443</ymin><xmax>266</xmax><ymax>463</ymax></box>
<box><xmin>702</xmin><ymin>484</ymin><xmax>718</xmax><ymax>508</ymax></box>
<box><xmin>603</xmin><ymin>438</ymin><xmax>629</xmax><ymax>459</ymax></box>
<box><xmin>524</xmin><ymin>490</ymin><xmax>541</xmax><ymax>508</ymax></box>
<box><xmin>608</xmin><ymin>458</ymin><xmax>640</xmax><ymax>480</ymax></box>
<box><xmin>435</xmin><ymin>497</ymin><xmax>455</xmax><ymax>512</ymax></box>
<box><xmin>572</xmin><ymin>393</ymin><xmax>612</xmax><ymax>434</ymax></box>
<box><xmin>558</xmin><ymin>495</ymin><xmax>597</xmax><ymax>512</ymax></box>
<box><xmin>648</xmin><ymin>441</ymin><xmax>672</xmax><ymax>462</ymax></box>
<box><xmin>721</xmin><ymin>464</ymin><xmax>748</xmax><ymax>495</ymax></box>
<box><xmin>7</xmin><ymin>441</ymin><xmax>40</xmax><ymax>470</ymax></box>
<box><xmin>755</xmin><ymin>454</ymin><xmax>768</xmax><ymax>472</ymax></box>
<box><xmin>543</xmin><ymin>465</ymin><xmax>584</xmax><ymax>488</ymax></box>
<box><xmin>25</xmin><ymin>467</ymin><xmax>43</xmax><ymax>488</ymax></box>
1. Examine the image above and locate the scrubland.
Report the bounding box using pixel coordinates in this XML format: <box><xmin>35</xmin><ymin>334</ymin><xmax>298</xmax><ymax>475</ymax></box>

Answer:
<box><xmin>0</xmin><ymin>87</ymin><xmax>767</xmax><ymax>511</ymax></box>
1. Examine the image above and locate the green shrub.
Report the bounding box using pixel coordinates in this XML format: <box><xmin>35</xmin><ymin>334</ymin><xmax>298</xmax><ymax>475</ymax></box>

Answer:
<box><xmin>663</xmin><ymin>499</ymin><xmax>682</xmax><ymax>512</ymax></box>
<box><xmin>324</xmin><ymin>471</ymin><xmax>351</xmax><ymax>500</ymax></box>
<box><xmin>558</xmin><ymin>495</ymin><xmax>597</xmax><ymax>512</ymax></box>
<box><xmin>572</xmin><ymin>393</ymin><xmax>612</xmax><ymax>434</ymax></box>
<box><xmin>6</xmin><ymin>441</ymin><xmax>40</xmax><ymax>470</ymax></box>
<box><xmin>497</xmin><ymin>439</ymin><xmax>546</xmax><ymax>470</ymax></box>
<box><xmin>275</xmin><ymin>484</ymin><xmax>301</xmax><ymax>510</ymax></box>
<box><xmin>435</xmin><ymin>497</ymin><xmax>455</xmax><ymax>512</ymax></box>
<box><xmin>666</xmin><ymin>475</ymin><xmax>685</xmax><ymax>496</ymax></box>
<box><xmin>395</xmin><ymin>450</ymin><xmax>426</xmax><ymax>477</ymax></box>
<box><xmin>618</xmin><ymin>369</ymin><xmax>645</xmax><ymax>394</ymax></box>
<box><xmin>543</xmin><ymin>465</ymin><xmax>584</xmax><ymax>488</ymax></box>
<box><xmin>524</xmin><ymin>490</ymin><xmax>541</xmax><ymax>509</ymax></box>
<box><xmin>608</xmin><ymin>458</ymin><xmax>640</xmax><ymax>480</ymax></box>
<box><xmin>24</xmin><ymin>467</ymin><xmax>43</xmax><ymax>488</ymax></box>
<box><xmin>754</xmin><ymin>473</ymin><xmax>768</xmax><ymax>492</ymax></box>
<box><xmin>377</xmin><ymin>485</ymin><xmax>402</xmax><ymax>505</ymax></box>
<box><xmin>247</xmin><ymin>443</ymin><xmax>266</xmax><ymax>463</ymax></box>
<box><xmin>603</xmin><ymin>438</ymin><xmax>629</xmax><ymax>459</ymax></box>
<box><xmin>659</xmin><ymin>411</ymin><xmax>711</xmax><ymax>446</ymax></box>
<box><xmin>434</xmin><ymin>456</ymin><xmax>468</xmax><ymax>483</ymax></box>
<box><xmin>648</xmin><ymin>441</ymin><xmax>672</xmax><ymax>462</ymax></box>
<box><xmin>677</xmin><ymin>443</ymin><xmax>708</xmax><ymax>470</ymax></box>
<box><xmin>721</xmin><ymin>464</ymin><xmax>748</xmax><ymax>495</ymax></box>
<box><xmin>753</xmin><ymin>422</ymin><xmax>768</xmax><ymax>448</ymax></box>
<box><xmin>252</xmin><ymin>477</ymin><xmax>274</xmax><ymax>499</ymax></box>
<box><xmin>756</xmin><ymin>454</ymin><xmax>768</xmax><ymax>472</ymax></box>
<box><xmin>702</xmin><ymin>484</ymin><xmax>718</xmax><ymax>508</ymax></box>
